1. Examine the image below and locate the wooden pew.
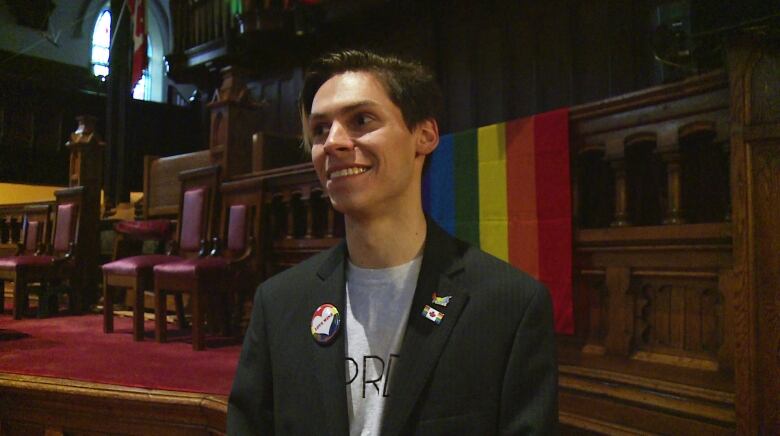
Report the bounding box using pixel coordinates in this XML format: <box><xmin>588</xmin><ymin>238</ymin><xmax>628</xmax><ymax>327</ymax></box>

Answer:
<box><xmin>142</xmin><ymin>150</ymin><xmax>213</xmax><ymax>220</ymax></box>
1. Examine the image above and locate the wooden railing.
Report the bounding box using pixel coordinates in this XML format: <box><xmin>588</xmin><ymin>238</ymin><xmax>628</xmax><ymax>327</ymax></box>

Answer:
<box><xmin>245</xmin><ymin>163</ymin><xmax>342</xmax><ymax>276</ymax></box>
<box><xmin>0</xmin><ymin>201</ymin><xmax>55</xmax><ymax>256</ymax></box>
<box><xmin>170</xmin><ymin>0</ymin><xmax>294</xmax><ymax>54</ymax></box>
<box><xmin>171</xmin><ymin>0</ymin><xmax>235</xmax><ymax>53</ymax></box>
<box><xmin>572</xmin><ymin>70</ymin><xmax>730</xmax><ymax>229</ymax></box>
<box><xmin>570</xmin><ymin>70</ymin><xmax>733</xmax><ymax>362</ymax></box>
<box><xmin>561</xmin><ymin>70</ymin><xmax>736</xmax><ymax>434</ymax></box>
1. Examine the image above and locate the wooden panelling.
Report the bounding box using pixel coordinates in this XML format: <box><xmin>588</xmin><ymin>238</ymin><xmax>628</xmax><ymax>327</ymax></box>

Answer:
<box><xmin>748</xmin><ymin>51</ymin><xmax>780</xmax><ymax>124</ymax></box>
<box><xmin>750</xmin><ymin>142</ymin><xmax>780</xmax><ymax>433</ymax></box>
<box><xmin>727</xmin><ymin>37</ymin><xmax>780</xmax><ymax>434</ymax></box>
<box><xmin>631</xmin><ymin>277</ymin><xmax>723</xmax><ymax>370</ymax></box>
<box><xmin>123</xmin><ymin>101</ymin><xmax>204</xmax><ymax>195</ymax></box>
<box><xmin>0</xmin><ymin>80</ymin><xmax>96</xmax><ymax>186</ymax></box>
<box><xmin>565</xmin><ymin>35</ymin><xmax>779</xmax><ymax>434</ymax></box>
<box><xmin>0</xmin><ymin>51</ymin><xmax>203</xmax><ymax>206</ymax></box>
<box><xmin>565</xmin><ymin>70</ymin><xmax>737</xmax><ymax>433</ymax></box>
<box><xmin>0</xmin><ymin>373</ymin><xmax>226</xmax><ymax>435</ymax></box>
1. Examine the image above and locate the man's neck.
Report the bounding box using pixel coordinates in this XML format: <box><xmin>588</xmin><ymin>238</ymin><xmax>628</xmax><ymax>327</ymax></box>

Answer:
<box><xmin>344</xmin><ymin>208</ymin><xmax>427</xmax><ymax>269</ymax></box>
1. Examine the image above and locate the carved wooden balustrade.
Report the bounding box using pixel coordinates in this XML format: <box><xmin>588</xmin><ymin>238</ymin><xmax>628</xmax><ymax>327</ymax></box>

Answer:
<box><xmin>251</xmin><ymin>162</ymin><xmax>342</xmax><ymax>277</ymax></box>
<box><xmin>168</xmin><ymin>0</ymin><xmax>294</xmax><ymax>75</ymax></box>
<box><xmin>0</xmin><ymin>205</ymin><xmax>26</xmax><ymax>254</ymax></box>
<box><xmin>0</xmin><ymin>202</ymin><xmax>54</xmax><ymax>257</ymax></box>
<box><xmin>561</xmin><ymin>70</ymin><xmax>737</xmax><ymax>434</ymax></box>
<box><xmin>170</xmin><ymin>0</ymin><xmax>236</xmax><ymax>55</ymax></box>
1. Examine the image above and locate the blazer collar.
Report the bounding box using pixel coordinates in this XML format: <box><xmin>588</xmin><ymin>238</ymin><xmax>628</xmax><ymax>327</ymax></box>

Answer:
<box><xmin>311</xmin><ymin>219</ymin><xmax>470</xmax><ymax>436</ymax></box>
<box><xmin>311</xmin><ymin>240</ymin><xmax>350</xmax><ymax>436</ymax></box>
<box><xmin>381</xmin><ymin>217</ymin><xmax>470</xmax><ymax>436</ymax></box>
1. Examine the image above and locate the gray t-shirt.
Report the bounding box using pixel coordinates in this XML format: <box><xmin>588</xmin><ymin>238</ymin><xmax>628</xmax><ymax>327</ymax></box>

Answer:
<box><xmin>345</xmin><ymin>256</ymin><xmax>422</xmax><ymax>436</ymax></box>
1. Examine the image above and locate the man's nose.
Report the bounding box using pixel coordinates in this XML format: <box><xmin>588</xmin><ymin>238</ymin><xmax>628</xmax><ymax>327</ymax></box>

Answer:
<box><xmin>323</xmin><ymin>121</ymin><xmax>353</xmax><ymax>152</ymax></box>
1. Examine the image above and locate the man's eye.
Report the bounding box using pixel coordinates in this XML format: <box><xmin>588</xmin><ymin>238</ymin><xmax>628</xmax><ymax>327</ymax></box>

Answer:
<box><xmin>354</xmin><ymin>114</ymin><xmax>373</xmax><ymax>126</ymax></box>
<box><xmin>312</xmin><ymin>124</ymin><xmax>330</xmax><ymax>140</ymax></box>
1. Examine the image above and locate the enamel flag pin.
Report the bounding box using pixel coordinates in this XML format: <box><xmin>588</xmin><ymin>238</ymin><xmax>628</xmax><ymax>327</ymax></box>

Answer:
<box><xmin>311</xmin><ymin>303</ymin><xmax>341</xmax><ymax>345</ymax></box>
<box><xmin>422</xmin><ymin>305</ymin><xmax>445</xmax><ymax>325</ymax></box>
<box><xmin>431</xmin><ymin>292</ymin><xmax>452</xmax><ymax>307</ymax></box>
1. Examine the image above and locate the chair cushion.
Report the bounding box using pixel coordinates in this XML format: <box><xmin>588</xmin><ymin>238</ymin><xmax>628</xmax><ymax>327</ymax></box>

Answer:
<box><xmin>53</xmin><ymin>203</ymin><xmax>76</xmax><ymax>253</ymax></box>
<box><xmin>153</xmin><ymin>257</ymin><xmax>228</xmax><ymax>283</ymax></box>
<box><xmin>113</xmin><ymin>219</ymin><xmax>174</xmax><ymax>241</ymax></box>
<box><xmin>180</xmin><ymin>188</ymin><xmax>205</xmax><ymax>252</ymax></box>
<box><xmin>0</xmin><ymin>255</ymin><xmax>54</xmax><ymax>269</ymax></box>
<box><xmin>227</xmin><ymin>205</ymin><xmax>247</xmax><ymax>253</ymax></box>
<box><xmin>24</xmin><ymin>220</ymin><xmax>40</xmax><ymax>253</ymax></box>
<box><xmin>102</xmin><ymin>254</ymin><xmax>181</xmax><ymax>275</ymax></box>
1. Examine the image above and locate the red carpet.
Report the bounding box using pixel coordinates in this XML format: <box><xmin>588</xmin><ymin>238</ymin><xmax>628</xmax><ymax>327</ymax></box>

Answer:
<box><xmin>0</xmin><ymin>309</ymin><xmax>242</xmax><ymax>395</ymax></box>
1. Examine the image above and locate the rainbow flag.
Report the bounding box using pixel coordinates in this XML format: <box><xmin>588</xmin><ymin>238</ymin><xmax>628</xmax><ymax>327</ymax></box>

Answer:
<box><xmin>422</xmin><ymin>108</ymin><xmax>573</xmax><ymax>334</ymax></box>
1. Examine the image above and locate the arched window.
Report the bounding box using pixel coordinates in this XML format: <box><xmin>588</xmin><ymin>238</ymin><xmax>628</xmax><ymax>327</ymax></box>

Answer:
<box><xmin>91</xmin><ymin>8</ymin><xmax>111</xmax><ymax>78</ymax></box>
<box><xmin>90</xmin><ymin>3</ymin><xmax>166</xmax><ymax>102</ymax></box>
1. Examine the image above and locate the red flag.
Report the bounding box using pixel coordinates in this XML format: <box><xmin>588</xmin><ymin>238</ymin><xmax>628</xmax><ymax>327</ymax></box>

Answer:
<box><xmin>129</xmin><ymin>0</ymin><xmax>147</xmax><ymax>88</ymax></box>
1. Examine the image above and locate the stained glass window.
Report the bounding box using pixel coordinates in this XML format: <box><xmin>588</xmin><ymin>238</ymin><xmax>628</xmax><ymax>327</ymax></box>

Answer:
<box><xmin>91</xmin><ymin>8</ymin><xmax>111</xmax><ymax>78</ymax></box>
<box><xmin>91</xmin><ymin>5</ymin><xmax>160</xmax><ymax>101</ymax></box>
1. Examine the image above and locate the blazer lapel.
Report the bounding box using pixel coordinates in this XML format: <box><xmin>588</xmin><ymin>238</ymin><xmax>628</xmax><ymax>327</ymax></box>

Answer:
<box><xmin>310</xmin><ymin>241</ymin><xmax>350</xmax><ymax>436</ymax></box>
<box><xmin>380</xmin><ymin>220</ymin><xmax>470</xmax><ymax>436</ymax></box>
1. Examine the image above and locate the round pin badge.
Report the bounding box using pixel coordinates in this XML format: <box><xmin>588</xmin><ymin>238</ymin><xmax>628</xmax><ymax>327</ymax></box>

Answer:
<box><xmin>311</xmin><ymin>303</ymin><xmax>341</xmax><ymax>345</ymax></box>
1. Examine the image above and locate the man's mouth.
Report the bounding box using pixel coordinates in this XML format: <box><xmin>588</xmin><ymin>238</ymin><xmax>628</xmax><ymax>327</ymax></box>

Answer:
<box><xmin>329</xmin><ymin>166</ymin><xmax>370</xmax><ymax>180</ymax></box>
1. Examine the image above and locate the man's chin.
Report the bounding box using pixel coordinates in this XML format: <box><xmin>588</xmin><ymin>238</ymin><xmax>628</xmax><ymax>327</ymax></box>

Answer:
<box><xmin>328</xmin><ymin>198</ymin><xmax>358</xmax><ymax>216</ymax></box>
<box><xmin>328</xmin><ymin>196</ymin><xmax>374</xmax><ymax>219</ymax></box>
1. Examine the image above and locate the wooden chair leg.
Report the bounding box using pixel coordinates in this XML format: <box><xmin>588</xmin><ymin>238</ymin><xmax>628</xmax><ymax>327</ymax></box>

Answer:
<box><xmin>175</xmin><ymin>293</ymin><xmax>187</xmax><ymax>329</ymax></box>
<box><xmin>192</xmin><ymin>289</ymin><xmax>204</xmax><ymax>351</ymax></box>
<box><xmin>132</xmin><ymin>276</ymin><xmax>145</xmax><ymax>341</ymax></box>
<box><xmin>68</xmin><ymin>274</ymin><xmax>83</xmax><ymax>315</ymax></box>
<box><xmin>155</xmin><ymin>285</ymin><xmax>167</xmax><ymax>343</ymax></box>
<box><xmin>217</xmin><ymin>291</ymin><xmax>231</xmax><ymax>337</ymax></box>
<box><xmin>13</xmin><ymin>273</ymin><xmax>26</xmax><ymax>320</ymax></box>
<box><xmin>226</xmin><ymin>290</ymin><xmax>235</xmax><ymax>336</ymax></box>
<box><xmin>205</xmin><ymin>291</ymin><xmax>218</xmax><ymax>335</ymax></box>
<box><xmin>103</xmin><ymin>274</ymin><xmax>113</xmax><ymax>333</ymax></box>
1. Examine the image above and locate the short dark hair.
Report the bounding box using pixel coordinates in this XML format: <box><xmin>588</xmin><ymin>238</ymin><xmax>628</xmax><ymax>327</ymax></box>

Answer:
<box><xmin>299</xmin><ymin>49</ymin><xmax>442</xmax><ymax>149</ymax></box>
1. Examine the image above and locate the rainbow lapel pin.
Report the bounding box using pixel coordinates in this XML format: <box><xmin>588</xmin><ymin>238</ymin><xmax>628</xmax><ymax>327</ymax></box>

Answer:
<box><xmin>431</xmin><ymin>292</ymin><xmax>452</xmax><ymax>307</ymax></box>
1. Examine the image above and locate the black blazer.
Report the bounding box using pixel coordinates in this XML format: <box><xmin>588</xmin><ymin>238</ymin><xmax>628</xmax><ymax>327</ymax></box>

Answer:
<box><xmin>228</xmin><ymin>219</ymin><xmax>558</xmax><ymax>435</ymax></box>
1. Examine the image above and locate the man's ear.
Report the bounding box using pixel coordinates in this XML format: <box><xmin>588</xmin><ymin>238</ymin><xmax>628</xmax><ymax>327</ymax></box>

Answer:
<box><xmin>415</xmin><ymin>119</ymin><xmax>439</xmax><ymax>156</ymax></box>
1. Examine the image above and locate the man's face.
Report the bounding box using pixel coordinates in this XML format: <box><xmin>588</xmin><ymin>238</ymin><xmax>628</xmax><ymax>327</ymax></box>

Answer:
<box><xmin>308</xmin><ymin>71</ymin><xmax>436</xmax><ymax>218</ymax></box>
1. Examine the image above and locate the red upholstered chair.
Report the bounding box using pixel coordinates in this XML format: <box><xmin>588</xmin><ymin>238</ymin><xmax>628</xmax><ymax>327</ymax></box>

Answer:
<box><xmin>154</xmin><ymin>193</ymin><xmax>257</xmax><ymax>350</ymax></box>
<box><xmin>0</xmin><ymin>204</ymin><xmax>51</xmax><ymax>315</ymax></box>
<box><xmin>102</xmin><ymin>166</ymin><xmax>219</xmax><ymax>340</ymax></box>
<box><xmin>0</xmin><ymin>189</ymin><xmax>82</xmax><ymax>319</ymax></box>
<box><xmin>12</xmin><ymin>205</ymin><xmax>50</xmax><ymax>256</ymax></box>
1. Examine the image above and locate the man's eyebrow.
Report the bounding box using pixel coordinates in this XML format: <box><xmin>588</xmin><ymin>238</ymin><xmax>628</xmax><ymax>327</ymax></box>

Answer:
<box><xmin>309</xmin><ymin>100</ymin><xmax>379</xmax><ymax>121</ymax></box>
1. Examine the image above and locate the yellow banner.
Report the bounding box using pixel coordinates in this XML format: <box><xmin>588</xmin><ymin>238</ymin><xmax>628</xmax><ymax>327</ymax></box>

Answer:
<box><xmin>477</xmin><ymin>123</ymin><xmax>508</xmax><ymax>261</ymax></box>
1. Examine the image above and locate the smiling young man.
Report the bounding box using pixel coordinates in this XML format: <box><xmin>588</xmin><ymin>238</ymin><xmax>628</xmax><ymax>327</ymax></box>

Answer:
<box><xmin>228</xmin><ymin>50</ymin><xmax>558</xmax><ymax>435</ymax></box>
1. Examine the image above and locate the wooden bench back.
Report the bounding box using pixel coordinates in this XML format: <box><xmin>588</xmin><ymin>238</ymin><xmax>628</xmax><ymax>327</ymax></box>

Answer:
<box><xmin>143</xmin><ymin>150</ymin><xmax>212</xmax><ymax>219</ymax></box>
